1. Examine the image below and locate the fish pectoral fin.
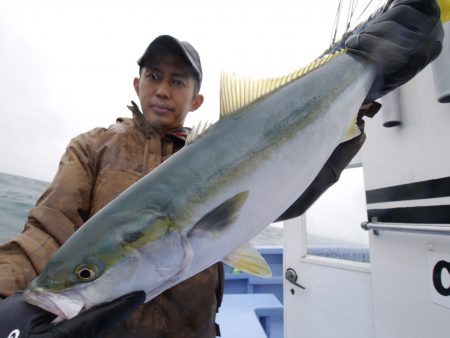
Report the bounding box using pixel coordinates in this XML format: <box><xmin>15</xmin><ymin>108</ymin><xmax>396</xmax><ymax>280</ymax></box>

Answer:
<box><xmin>187</xmin><ymin>191</ymin><xmax>249</xmax><ymax>238</ymax></box>
<box><xmin>222</xmin><ymin>242</ymin><xmax>272</xmax><ymax>278</ymax></box>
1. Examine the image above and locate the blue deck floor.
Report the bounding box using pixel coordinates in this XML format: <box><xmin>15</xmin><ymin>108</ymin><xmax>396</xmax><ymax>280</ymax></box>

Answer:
<box><xmin>216</xmin><ymin>293</ymin><xmax>283</xmax><ymax>338</ymax></box>
<box><xmin>218</xmin><ymin>247</ymin><xmax>284</xmax><ymax>338</ymax></box>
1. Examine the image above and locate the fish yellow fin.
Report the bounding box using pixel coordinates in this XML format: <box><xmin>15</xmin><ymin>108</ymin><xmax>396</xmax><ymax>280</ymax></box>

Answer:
<box><xmin>222</xmin><ymin>242</ymin><xmax>272</xmax><ymax>277</ymax></box>
<box><xmin>341</xmin><ymin>117</ymin><xmax>362</xmax><ymax>142</ymax></box>
<box><xmin>438</xmin><ymin>0</ymin><xmax>450</xmax><ymax>23</ymax></box>
<box><xmin>220</xmin><ymin>49</ymin><xmax>346</xmax><ymax>118</ymax></box>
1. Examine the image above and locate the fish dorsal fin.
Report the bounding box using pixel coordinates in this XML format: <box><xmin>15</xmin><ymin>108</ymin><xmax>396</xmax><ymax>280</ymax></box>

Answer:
<box><xmin>220</xmin><ymin>49</ymin><xmax>345</xmax><ymax>118</ymax></box>
<box><xmin>222</xmin><ymin>242</ymin><xmax>272</xmax><ymax>277</ymax></box>
<box><xmin>187</xmin><ymin>191</ymin><xmax>249</xmax><ymax>238</ymax></box>
<box><xmin>186</xmin><ymin>121</ymin><xmax>212</xmax><ymax>145</ymax></box>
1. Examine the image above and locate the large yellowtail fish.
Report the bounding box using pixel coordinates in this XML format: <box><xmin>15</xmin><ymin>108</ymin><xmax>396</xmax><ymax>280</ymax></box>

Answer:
<box><xmin>22</xmin><ymin>0</ymin><xmax>444</xmax><ymax>321</ymax></box>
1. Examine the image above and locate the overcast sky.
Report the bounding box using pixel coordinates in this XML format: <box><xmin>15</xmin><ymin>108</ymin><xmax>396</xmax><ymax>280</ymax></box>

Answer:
<box><xmin>0</xmin><ymin>0</ymin><xmax>382</xmax><ymax>182</ymax></box>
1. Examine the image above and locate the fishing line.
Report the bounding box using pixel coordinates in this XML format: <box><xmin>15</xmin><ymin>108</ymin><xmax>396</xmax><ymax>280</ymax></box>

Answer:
<box><xmin>346</xmin><ymin>0</ymin><xmax>354</xmax><ymax>31</ymax></box>
<box><xmin>348</xmin><ymin>0</ymin><xmax>359</xmax><ymax>30</ymax></box>
<box><xmin>353</xmin><ymin>0</ymin><xmax>386</xmax><ymax>25</ymax></box>
<box><xmin>330</xmin><ymin>0</ymin><xmax>343</xmax><ymax>45</ymax></box>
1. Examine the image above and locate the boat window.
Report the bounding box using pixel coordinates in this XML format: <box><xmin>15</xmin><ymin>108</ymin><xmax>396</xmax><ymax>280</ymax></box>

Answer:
<box><xmin>251</xmin><ymin>221</ymin><xmax>284</xmax><ymax>247</ymax></box>
<box><xmin>305</xmin><ymin>166</ymin><xmax>370</xmax><ymax>263</ymax></box>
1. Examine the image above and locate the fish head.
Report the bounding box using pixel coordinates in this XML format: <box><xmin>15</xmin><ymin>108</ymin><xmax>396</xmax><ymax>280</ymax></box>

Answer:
<box><xmin>23</xmin><ymin>214</ymin><xmax>192</xmax><ymax>320</ymax></box>
<box><xmin>23</xmin><ymin>253</ymin><xmax>109</xmax><ymax>320</ymax></box>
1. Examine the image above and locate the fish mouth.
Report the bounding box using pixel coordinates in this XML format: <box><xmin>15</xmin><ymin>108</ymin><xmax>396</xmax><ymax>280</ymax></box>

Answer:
<box><xmin>23</xmin><ymin>285</ymin><xmax>85</xmax><ymax>321</ymax></box>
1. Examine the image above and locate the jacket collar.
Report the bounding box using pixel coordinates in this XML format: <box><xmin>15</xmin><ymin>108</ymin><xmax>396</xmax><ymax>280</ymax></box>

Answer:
<box><xmin>127</xmin><ymin>101</ymin><xmax>190</xmax><ymax>142</ymax></box>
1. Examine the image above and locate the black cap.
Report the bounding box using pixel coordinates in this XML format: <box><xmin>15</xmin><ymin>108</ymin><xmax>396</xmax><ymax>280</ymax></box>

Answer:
<box><xmin>137</xmin><ymin>35</ymin><xmax>202</xmax><ymax>88</ymax></box>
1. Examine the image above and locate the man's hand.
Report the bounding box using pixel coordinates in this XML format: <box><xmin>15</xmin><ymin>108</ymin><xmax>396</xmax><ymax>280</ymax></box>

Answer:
<box><xmin>0</xmin><ymin>291</ymin><xmax>145</xmax><ymax>338</ymax></box>
<box><xmin>346</xmin><ymin>0</ymin><xmax>444</xmax><ymax>102</ymax></box>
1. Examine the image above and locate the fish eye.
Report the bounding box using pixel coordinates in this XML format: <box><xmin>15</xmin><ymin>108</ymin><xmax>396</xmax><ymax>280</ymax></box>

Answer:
<box><xmin>75</xmin><ymin>264</ymin><xmax>97</xmax><ymax>281</ymax></box>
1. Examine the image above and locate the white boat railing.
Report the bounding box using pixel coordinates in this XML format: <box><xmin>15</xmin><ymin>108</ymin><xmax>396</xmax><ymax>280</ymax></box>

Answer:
<box><xmin>361</xmin><ymin>221</ymin><xmax>450</xmax><ymax>236</ymax></box>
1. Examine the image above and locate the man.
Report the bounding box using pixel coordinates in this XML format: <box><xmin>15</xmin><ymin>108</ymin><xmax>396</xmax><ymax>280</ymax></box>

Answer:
<box><xmin>0</xmin><ymin>0</ymin><xmax>444</xmax><ymax>337</ymax></box>
<box><xmin>0</xmin><ymin>35</ymin><xmax>222</xmax><ymax>338</ymax></box>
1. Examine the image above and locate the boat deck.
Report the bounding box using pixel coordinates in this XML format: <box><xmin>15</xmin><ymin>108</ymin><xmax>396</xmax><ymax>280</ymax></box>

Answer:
<box><xmin>217</xmin><ymin>293</ymin><xmax>283</xmax><ymax>338</ymax></box>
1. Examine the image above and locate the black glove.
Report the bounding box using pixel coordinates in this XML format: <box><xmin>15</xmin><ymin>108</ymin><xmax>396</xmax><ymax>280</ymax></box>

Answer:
<box><xmin>0</xmin><ymin>291</ymin><xmax>146</xmax><ymax>338</ymax></box>
<box><xmin>346</xmin><ymin>0</ymin><xmax>444</xmax><ymax>102</ymax></box>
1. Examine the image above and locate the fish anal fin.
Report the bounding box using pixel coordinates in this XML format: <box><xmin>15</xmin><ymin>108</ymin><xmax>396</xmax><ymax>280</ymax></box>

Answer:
<box><xmin>187</xmin><ymin>191</ymin><xmax>249</xmax><ymax>237</ymax></box>
<box><xmin>222</xmin><ymin>242</ymin><xmax>272</xmax><ymax>278</ymax></box>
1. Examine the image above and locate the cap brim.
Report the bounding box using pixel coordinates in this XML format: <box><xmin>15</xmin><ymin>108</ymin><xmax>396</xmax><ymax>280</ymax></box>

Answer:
<box><xmin>138</xmin><ymin>35</ymin><xmax>202</xmax><ymax>85</ymax></box>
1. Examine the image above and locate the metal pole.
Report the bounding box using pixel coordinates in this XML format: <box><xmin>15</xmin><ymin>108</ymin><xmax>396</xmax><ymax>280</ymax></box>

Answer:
<box><xmin>361</xmin><ymin>221</ymin><xmax>450</xmax><ymax>236</ymax></box>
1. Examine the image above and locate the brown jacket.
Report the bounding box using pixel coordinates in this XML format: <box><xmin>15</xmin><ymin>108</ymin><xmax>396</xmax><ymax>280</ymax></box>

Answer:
<box><xmin>0</xmin><ymin>105</ymin><xmax>223</xmax><ymax>338</ymax></box>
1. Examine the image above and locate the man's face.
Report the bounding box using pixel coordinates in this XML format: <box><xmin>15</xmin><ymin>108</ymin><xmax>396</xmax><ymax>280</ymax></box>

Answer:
<box><xmin>133</xmin><ymin>54</ymin><xmax>203</xmax><ymax>132</ymax></box>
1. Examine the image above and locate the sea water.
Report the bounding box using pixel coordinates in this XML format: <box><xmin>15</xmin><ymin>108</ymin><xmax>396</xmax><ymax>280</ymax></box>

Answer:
<box><xmin>0</xmin><ymin>172</ymin><xmax>48</xmax><ymax>243</ymax></box>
